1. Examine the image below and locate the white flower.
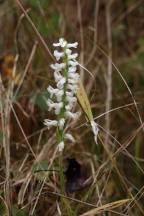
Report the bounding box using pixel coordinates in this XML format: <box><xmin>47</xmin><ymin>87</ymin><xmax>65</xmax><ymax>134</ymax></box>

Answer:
<box><xmin>68</xmin><ymin>72</ymin><xmax>79</xmax><ymax>80</ymax></box>
<box><xmin>66</xmin><ymin>95</ymin><xmax>77</xmax><ymax>103</ymax></box>
<box><xmin>68</xmin><ymin>66</ymin><xmax>77</xmax><ymax>73</ymax></box>
<box><xmin>67</xmin><ymin>42</ymin><xmax>78</xmax><ymax>48</ymax></box>
<box><xmin>66</xmin><ymin>48</ymin><xmax>72</xmax><ymax>55</ymax></box>
<box><xmin>55</xmin><ymin>89</ymin><xmax>64</xmax><ymax>102</ymax></box>
<box><xmin>68</xmin><ymin>53</ymin><xmax>78</xmax><ymax>60</ymax></box>
<box><xmin>65</xmin><ymin>133</ymin><xmax>75</xmax><ymax>142</ymax></box>
<box><xmin>47</xmin><ymin>86</ymin><xmax>58</xmax><ymax>98</ymax></box>
<box><xmin>53</xmin><ymin>38</ymin><xmax>67</xmax><ymax>48</ymax></box>
<box><xmin>47</xmin><ymin>99</ymin><xmax>55</xmax><ymax>111</ymax></box>
<box><xmin>44</xmin><ymin>119</ymin><xmax>57</xmax><ymax>129</ymax></box>
<box><xmin>58</xmin><ymin>118</ymin><xmax>65</xmax><ymax>129</ymax></box>
<box><xmin>90</xmin><ymin>120</ymin><xmax>99</xmax><ymax>145</ymax></box>
<box><xmin>57</xmin><ymin>77</ymin><xmax>66</xmax><ymax>89</ymax></box>
<box><xmin>54</xmin><ymin>102</ymin><xmax>63</xmax><ymax>115</ymax></box>
<box><xmin>54</xmin><ymin>71</ymin><xmax>63</xmax><ymax>82</ymax></box>
<box><xmin>47</xmin><ymin>85</ymin><xmax>55</xmax><ymax>98</ymax></box>
<box><xmin>68</xmin><ymin>78</ymin><xmax>78</xmax><ymax>84</ymax></box>
<box><xmin>46</xmin><ymin>99</ymin><xmax>63</xmax><ymax>115</ymax></box>
<box><xmin>66</xmin><ymin>91</ymin><xmax>74</xmax><ymax>97</ymax></box>
<box><xmin>58</xmin><ymin>141</ymin><xmax>65</xmax><ymax>151</ymax></box>
<box><xmin>65</xmin><ymin>104</ymin><xmax>73</xmax><ymax>111</ymax></box>
<box><xmin>68</xmin><ymin>60</ymin><xmax>78</xmax><ymax>67</ymax></box>
<box><xmin>67</xmin><ymin>84</ymin><xmax>79</xmax><ymax>93</ymax></box>
<box><xmin>51</xmin><ymin>63</ymin><xmax>65</xmax><ymax>71</ymax></box>
<box><xmin>65</xmin><ymin>111</ymin><xmax>79</xmax><ymax>120</ymax></box>
<box><xmin>54</xmin><ymin>50</ymin><xmax>64</xmax><ymax>61</ymax></box>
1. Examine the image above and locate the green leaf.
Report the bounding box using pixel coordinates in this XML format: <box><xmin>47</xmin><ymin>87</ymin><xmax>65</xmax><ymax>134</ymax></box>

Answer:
<box><xmin>32</xmin><ymin>161</ymin><xmax>49</xmax><ymax>173</ymax></box>
<box><xmin>38</xmin><ymin>14</ymin><xmax>60</xmax><ymax>38</ymax></box>
<box><xmin>32</xmin><ymin>161</ymin><xmax>60</xmax><ymax>181</ymax></box>
<box><xmin>32</xmin><ymin>161</ymin><xmax>59</xmax><ymax>174</ymax></box>
<box><xmin>137</xmin><ymin>38</ymin><xmax>144</xmax><ymax>47</ymax></box>
<box><xmin>0</xmin><ymin>202</ymin><xmax>6</xmax><ymax>215</ymax></box>
<box><xmin>14</xmin><ymin>90</ymin><xmax>24</xmax><ymax>101</ymax></box>
<box><xmin>38</xmin><ymin>20</ymin><xmax>50</xmax><ymax>38</ymax></box>
<box><xmin>21</xmin><ymin>0</ymin><xmax>50</xmax><ymax>7</ymax></box>
<box><xmin>138</xmin><ymin>52</ymin><xmax>144</xmax><ymax>67</ymax></box>
<box><xmin>12</xmin><ymin>205</ymin><xmax>33</xmax><ymax>216</ymax></box>
<box><xmin>34</xmin><ymin>89</ymin><xmax>49</xmax><ymax>110</ymax></box>
<box><xmin>51</xmin><ymin>13</ymin><xmax>60</xmax><ymax>34</ymax></box>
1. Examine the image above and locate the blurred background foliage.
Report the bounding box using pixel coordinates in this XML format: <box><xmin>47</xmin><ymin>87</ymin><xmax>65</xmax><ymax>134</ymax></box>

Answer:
<box><xmin>0</xmin><ymin>0</ymin><xmax>144</xmax><ymax>215</ymax></box>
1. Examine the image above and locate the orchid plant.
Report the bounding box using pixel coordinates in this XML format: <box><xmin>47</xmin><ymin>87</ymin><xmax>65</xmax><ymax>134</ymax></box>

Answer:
<box><xmin>44</xmin><ymin>38</ymin><xmax>80</xmax><ymax>152</ymax></box>
<box><xmin>43</xmin><ymin>39</ymin><xmax>99</xmax><ymax>206</ymax></box>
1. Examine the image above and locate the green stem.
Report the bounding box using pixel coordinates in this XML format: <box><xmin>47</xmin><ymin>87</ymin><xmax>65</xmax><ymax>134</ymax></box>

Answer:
<box><xmin>58</xmin><ymin>151</ymin><xmax>64</xmax><ymax>215</ymax></box>
<box><xmin>56</xmin><ymin>42</ymin><xmax>70</xmax><ymax>215</ymax></box>
<box><xmin>56</xmin><ymin>43</ymin><xmax>69</xmax><ymax>195</ymax></box>
<box><xmin>59</xmin><ymin>151</ymin><xmax>65</xmax><ymax>194</ymax></box>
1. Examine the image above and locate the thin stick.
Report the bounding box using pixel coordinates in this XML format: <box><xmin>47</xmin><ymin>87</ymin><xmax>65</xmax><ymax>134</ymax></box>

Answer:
<box><xmin>16</xmin><ymin>0</ymin><xmax>55</xmax><ymax>62</ymax></box>
<box><xmin>113</xmin><ymin>0</ymin><xmax>144</xmax><ymax>25</ymax></box>
<box><xmin>34</xmin><ymin>169</ymin><xmax>59</xmax><ymax>173</ymax></box>
<box><xmin>105</xmin><ymin>2</ymin><xmax>112</xmax><ymax>147</ymax></box>
<box><xmin>11</xmin><ymin>105</ymin><xmax>36</xmax><ymax>159</ymax></box>
<box><xmin>85</xmin><ymin>0</ymin><xmax>99</xmax><ymax>66</ymax></box>
<box><xmin>14</xmin><ymin>41</ymin><xmax>38</xmax><ymax>100</ymax></box>
<box><xmin>51</xmin><ymin>191</ymin><xmax>97</xmax><ymax>208</ymax></box>
<box><xmin>76</xmin><ymin>102</ymin><xmax>136</xmax><ymax>129</ymax></box>
<box><xmin>77</xmin><ymin>0</ymin><xmax>84</xmax><ymax>81</ymax></box>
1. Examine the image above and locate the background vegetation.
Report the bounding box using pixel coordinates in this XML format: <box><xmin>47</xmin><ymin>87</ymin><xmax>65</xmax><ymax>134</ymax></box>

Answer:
<box><xmin>0</xmin><ymin>0</ymin><xmax>144</xmax><ymax>215</ymax></box>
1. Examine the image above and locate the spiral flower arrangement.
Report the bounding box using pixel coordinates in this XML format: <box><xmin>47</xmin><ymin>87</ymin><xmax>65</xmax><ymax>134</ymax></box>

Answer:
<box><xmin>44</xmin><ymin>38</ymin><xmax>80</xmax><ymax>151</ymax></box>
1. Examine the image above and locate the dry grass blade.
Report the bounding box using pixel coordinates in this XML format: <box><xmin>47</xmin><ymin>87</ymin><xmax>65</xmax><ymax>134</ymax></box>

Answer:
<box><xmin>80</xmin><ymin>199</ymin><xmax>131</xmax><ymax>216</ymax></box>
<box><xmin>14</xmin><ymin>41</ymin><xmax>38</xmax><ymax>99</ymax></box>
<box><xmin>77</xmin><ymin>78</ymin><xmax>93</xmax><ymax>121</ymax></box>
<box><xmin>98</xmin><ymin>135</ymin><xmax>144</xmax><ymax>215</ymax></box>
<box><xmin>77</xmin><ymin>78</ymin><xmax>99</xmax><ymax>143</ymax></box>
<box><xmin>0</xmin><ymin>55</ymin><xmax>18</xmax><ymax>215</ymax></box>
